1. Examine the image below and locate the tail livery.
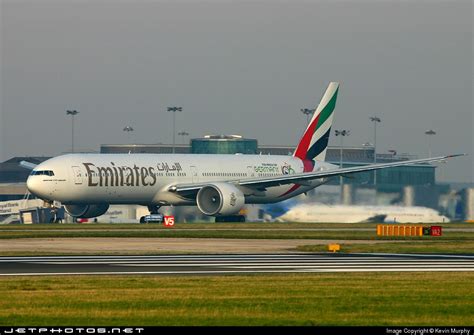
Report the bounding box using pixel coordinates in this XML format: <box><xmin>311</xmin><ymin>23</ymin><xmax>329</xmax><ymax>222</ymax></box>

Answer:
<box><xmin>293</xmin><ymin>82</ymin><xmax>339</xmax><ymax>162</ymax></box>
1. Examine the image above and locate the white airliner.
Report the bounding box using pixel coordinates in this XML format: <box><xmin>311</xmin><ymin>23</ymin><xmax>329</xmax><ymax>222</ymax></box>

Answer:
<box><xmin>265</xmin><ymin>202</ymin><xmax>450</xmax><ymax>223</ymax></box>
<box><xmin>26</xmin><ymin>82</ymin><xmax>463</xmax><ymax>221</ymax></box>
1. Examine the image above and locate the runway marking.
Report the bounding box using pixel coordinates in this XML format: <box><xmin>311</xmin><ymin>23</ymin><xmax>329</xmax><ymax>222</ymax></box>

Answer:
<box><xmin>1</xmin><ymin>254</ymin><xmax>474</xmax><ymax>276</ymax></box>
<box><xmin>109</xmin><ymin>262</ymin><xmax>474</xmax><ymax>267</ymax></box>
<box><xmin>3</xmin><ymin>256</ymin><xmax>473</xmax><ymax>263</ymax></box>
<box><xmin>1</xmin><ymin>268</ymin><xmax>474</xmax><ymax>277</ymax></box>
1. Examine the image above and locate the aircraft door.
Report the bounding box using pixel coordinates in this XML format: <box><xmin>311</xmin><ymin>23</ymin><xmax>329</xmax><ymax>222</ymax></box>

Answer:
<box><xmin>71</xmin><ymin>166</ymin><xmax>83</xmax><ymax>185</ymax></box>
<box><xmin>190</xmin><ymin>166</ymin><xmax>198</xmax><ymax>183</ymax></box>
<box><xmin>247</xmin><ymin>166</ymin><xmax>255</xmax><ymax>178</ymax></box>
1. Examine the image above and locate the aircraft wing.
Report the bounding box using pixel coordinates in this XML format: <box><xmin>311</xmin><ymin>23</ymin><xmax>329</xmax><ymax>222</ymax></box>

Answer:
<box><xmin>169</xmin><ymin>154</ymin><xmax>465</xmax><ymax>195</ymax></box>
<box><xmin>19</xmin><ymin>161</ymin><xmax>38</xmax><ymax>170</ymax></box>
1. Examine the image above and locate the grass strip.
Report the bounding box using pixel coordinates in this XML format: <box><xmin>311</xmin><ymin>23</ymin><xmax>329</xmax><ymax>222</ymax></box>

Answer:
<box><xmin>1</xmin><ymin>223</ymin><xmax>473</xmax><ymax>240</ymax></box>
<box><xmin>297</xmin><ymin>241</ymin><xmax>474</xmax><ymax>254</ymax></box>
<box><xmin>0</xmin><ymin>273</ymin><xmax>473</xmax><ymax>326</ymax></box>
<box><xmin>1</xmin><ymin>222</ymin><xmax>473</xmax><ymax>230</ymax></box>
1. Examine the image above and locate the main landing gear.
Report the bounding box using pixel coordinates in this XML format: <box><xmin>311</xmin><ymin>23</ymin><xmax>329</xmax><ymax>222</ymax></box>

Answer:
<box><xmin>139</xmin><ymin>205</ymin><xmax>162</xmax><ymax>223</ymax></box>
<box><xmin>147</xmin><ymin>205</ymin><xmax>161</xmax><ymax>215</ymax></box>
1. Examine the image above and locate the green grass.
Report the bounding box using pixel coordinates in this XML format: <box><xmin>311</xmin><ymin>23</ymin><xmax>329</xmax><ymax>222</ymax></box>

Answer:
<box><xmin>3</xmin><ymin>222</ymin><xmax>372</xmax><ymax>230</ymax></box>
<box><xmin>2</xmin><ymin>222</ymin><xmax>473</xmax><ymax>230</ymax></box>
<box><xmin>1</xmin><ymin>222</ymin><xmax>473</xmax><ymax>256</ymax></box>
<box><xmin>0</xmin><ymin>273</ymin><xmax>473</xmax><ymax>326</ymax></box>
<box><xmin>0</xmin><ymin>222</ymin><xmax>473</xmax><ymax>240</ymax></box>
<box><xmin>0</xmin><ymin>228</ymin><xmax>374</xmax><ymax>239</ymax></box>
<box><xmin>298</xmin><ymin>241</ymin><xmax>474</xmax><ymax>254</ymax></box>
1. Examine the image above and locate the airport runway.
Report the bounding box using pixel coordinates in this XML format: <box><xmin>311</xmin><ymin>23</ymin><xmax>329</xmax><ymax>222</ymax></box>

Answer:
<box><xmin>1</xmin><ymin>253</ymin><xmax>474</xmax><ymax>276</ymax></box>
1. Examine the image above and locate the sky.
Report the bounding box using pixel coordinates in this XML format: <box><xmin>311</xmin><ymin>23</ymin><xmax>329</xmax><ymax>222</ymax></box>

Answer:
<box><xmin>1</xmin><ymin>0</ymin><xmax>472</xmax><ymax>183</ymax></box>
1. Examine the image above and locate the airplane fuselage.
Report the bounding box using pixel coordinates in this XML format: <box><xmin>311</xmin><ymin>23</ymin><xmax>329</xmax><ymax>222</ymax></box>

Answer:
<box><xmin>27</xmin><ymin>153</ymin><xmax>336</xmax><ymax>206</ymax></box>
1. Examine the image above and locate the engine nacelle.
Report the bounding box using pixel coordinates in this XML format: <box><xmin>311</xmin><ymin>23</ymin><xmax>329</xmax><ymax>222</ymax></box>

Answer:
<box><xmin>196</xmin><ymin>183</ymin><xmax>245</xmax><ymax>216</ymax></box>
<box><xmin>64</xmin><ymin>204</ymin><xmax>109</xmax><ymax>218</ymax></box>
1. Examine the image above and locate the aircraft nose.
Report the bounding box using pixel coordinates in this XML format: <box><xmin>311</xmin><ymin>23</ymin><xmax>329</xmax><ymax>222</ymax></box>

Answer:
<box><xmin>27</xmin><ymin>175</ymin><xmax>42</xmax><ymax>197</ymax></box>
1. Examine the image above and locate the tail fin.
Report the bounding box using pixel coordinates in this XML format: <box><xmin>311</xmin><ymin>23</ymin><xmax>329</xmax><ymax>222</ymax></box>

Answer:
<box><xmin>293</xmin><ymin>82</ymin><xmax>339</xmax><ymax>161</ymax></box>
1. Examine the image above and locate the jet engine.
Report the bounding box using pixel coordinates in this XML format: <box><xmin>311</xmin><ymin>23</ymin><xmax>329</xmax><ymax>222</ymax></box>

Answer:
<box><xmin>196</xmin><ymin>183</ymin><xmax>245</xmax><ymax>216</ymax></box>
<box><xmin>64</xmin><ymin>204</ymin><xmax>109</xmax><ymax>218</ymax></box>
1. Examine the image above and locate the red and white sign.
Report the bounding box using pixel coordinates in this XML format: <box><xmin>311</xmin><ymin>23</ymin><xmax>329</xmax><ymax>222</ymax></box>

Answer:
<box><xmin>163</xmin><ymin>216</ymin><xmax>175</xmax><ymax>227</ymax></box>
<box><xmin>430</xmin><ymin>225</ymin><xmax>442</xmax><ymax>236</ymax></box>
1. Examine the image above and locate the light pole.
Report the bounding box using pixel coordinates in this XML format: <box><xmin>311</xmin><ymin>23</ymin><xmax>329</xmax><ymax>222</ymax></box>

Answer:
<box><xmin>178</xmin><ymin>131</ymin><xmax>189</xmax><ymax>144</ymax></box>
<box><xmin>334</xmin><ymin>129</ymin><xmax>350</xmax><ymax>196</ymax></box>
<box><xmin>167</xmin><ymin>107</ymin><xmax>182</xmax><ymax>153</ymax></box>
<box><xmin>300</xmin><ymin>108</ymin><xmax>315</xmax><ymax>125</ymax></box>
<box><xmin>123</xmin><ymin>126</ymin><xmax>134</xmax><ymax>143</ymax></box>
<box><xmin>66</xmin><ymin>110</ymin><xmax>79</xmax><ymax>153</ymax></box>
<box><xmin>425</xmin><ymin>129</ymin><xmax>436</xmax><ymax>158</ymax></box>
<box><xmin>370</xmin><ymin>116</ymin><xmax>381</xmax><ymax>187</ymax></box>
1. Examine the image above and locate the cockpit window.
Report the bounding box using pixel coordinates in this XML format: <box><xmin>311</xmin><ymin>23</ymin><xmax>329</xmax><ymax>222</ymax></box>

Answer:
<box><xmin>31</xmin><ymin>170</ymin><xmax>55</xmax><ymax>176</ymax></box>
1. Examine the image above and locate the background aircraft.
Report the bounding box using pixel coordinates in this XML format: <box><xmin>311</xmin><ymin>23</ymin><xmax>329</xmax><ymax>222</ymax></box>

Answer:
<box><xmin>262</xmin><ymin>199</ymin><xmax>450</xmax><ymax>223</ymax></box>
